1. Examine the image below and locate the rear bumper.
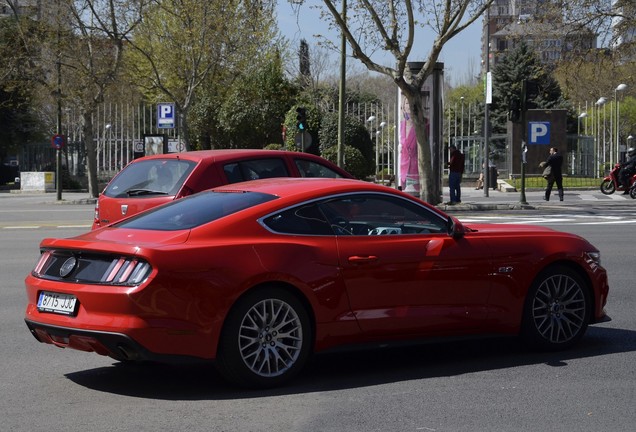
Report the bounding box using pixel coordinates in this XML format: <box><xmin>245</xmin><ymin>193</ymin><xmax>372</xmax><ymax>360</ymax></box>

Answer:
<box><xmin>24</xmin><ymin>319</ymin><xmax>205</xmax><ymax>364</ymax></box>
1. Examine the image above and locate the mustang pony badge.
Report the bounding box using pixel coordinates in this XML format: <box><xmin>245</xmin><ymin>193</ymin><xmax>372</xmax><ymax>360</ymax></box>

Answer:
<box><xmin>121</xmin><ymin>204</ymin><xmax>128</xmax><ymax>215</ymax></box>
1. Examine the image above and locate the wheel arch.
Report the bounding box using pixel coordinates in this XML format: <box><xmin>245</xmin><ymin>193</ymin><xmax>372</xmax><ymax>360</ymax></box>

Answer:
<box><xmin>219</xmin><ymin>280</ymin><xmax>317</xmax><ymax>352</ymax></box>
<box><xmin>534</xmin><ymin>259</ymin><xmax>595</xmax><ymax>316</ymax></box>
<box><xmin>520</xmin><ymin>259</ymin><xmax>595</xmax><ymax>349</ymax></box>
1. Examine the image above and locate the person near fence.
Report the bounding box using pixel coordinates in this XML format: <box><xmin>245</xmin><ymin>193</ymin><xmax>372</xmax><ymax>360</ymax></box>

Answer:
<box><xmin>540</xmin><ymin>147</ymin><xmax>564</xmax><ymax>201</ymax></box>
<box><xmin>447</xmin><ymin>145</ymin><xmax>465</xmax><ymax>205</ymax></box>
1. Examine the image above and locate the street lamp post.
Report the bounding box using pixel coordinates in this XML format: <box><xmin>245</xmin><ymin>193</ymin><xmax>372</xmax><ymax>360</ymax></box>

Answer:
<box><xmin>578</xmin><ymin>112</ymin><xmax>588</xmax><ymax>176</ymax></box>
<box><xmin>595</xmin><ymin>97</ymin><xmax>607</xmax><ymax>177</ymax></box>
<box><xmin>367</xmin><ymin>115</ymin><xmax>377</xmax><ymax>178</ymax></box>
<box><xmin>615</xmin><ymin>83</ymin><xmax>627</xmax><ymax>163</ymax></box>
<box><xmin>378</xmin><ymin>121</ymin><xmax>387</xmax><ymax>182</ymax></box>
<box><xmin>460</xmin><ymin>96</ymin><xmax>465</xmax><ymax>144</ymax></box>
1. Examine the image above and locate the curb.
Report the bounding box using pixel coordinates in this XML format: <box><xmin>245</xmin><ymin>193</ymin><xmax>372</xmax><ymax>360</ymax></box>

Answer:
<box><xmin>437</xmin><ymin>202</ymin><xmax>536</xmax><ymax>212</ymax></box>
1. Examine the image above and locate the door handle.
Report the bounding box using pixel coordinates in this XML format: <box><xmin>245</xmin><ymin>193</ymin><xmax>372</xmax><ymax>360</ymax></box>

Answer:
<box><xmin>348</xmin><ymin>255</ymin><xmax>379</xmax><ymax>264</ymax></box>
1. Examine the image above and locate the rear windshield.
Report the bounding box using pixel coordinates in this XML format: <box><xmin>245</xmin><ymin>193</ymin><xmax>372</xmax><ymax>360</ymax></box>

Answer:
<box><xmin>104</xmin><ymin>159</ymin><xmax>196</xmax><ymax>198</ymax></box>
<box><xmin>115</xmin><ymin>190</ymin><xmax>277</xmax><ymax>231</ymax></box>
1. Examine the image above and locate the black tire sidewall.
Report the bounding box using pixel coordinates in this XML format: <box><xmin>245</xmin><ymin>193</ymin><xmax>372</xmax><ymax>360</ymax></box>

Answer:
<box><xmin>521</xmin><ymin>265</ymin><xmax>591</xmax><ymax>351</ymax></box>
<box><xmin>600</xmin><ymin>179</ymin><xmax>615</xmax><ymax>195</ymax></box>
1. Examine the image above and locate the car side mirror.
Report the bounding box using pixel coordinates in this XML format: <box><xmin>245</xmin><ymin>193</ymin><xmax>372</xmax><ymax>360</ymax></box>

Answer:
<box><xmin>447</xmin><ymin>216</ymin><xmax>465</xmax><ymax>239</ymax></box>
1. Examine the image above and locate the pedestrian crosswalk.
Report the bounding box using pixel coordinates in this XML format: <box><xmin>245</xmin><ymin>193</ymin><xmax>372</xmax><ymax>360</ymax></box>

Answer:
<box><xmin>460</xmin><ymin>189</ymin><xmax>635</xmax><ymax>202</ymax></box>
<box><xmin>459</xmin><ymin>213</ymin><xmax>636</xmax><ymax>226</ymax></box>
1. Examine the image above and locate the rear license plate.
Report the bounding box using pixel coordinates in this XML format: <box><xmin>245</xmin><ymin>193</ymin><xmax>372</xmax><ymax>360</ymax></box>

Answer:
<box><xmin>37</xmin><ymin>291</ymin><xmax>78</xmax><ymax>316</ymax></box>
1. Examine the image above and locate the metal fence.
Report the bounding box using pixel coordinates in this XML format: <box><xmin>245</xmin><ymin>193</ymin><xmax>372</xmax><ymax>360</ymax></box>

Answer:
<box><xmin>19</xmin><ymin>103</ymin><xmax>179</xmax><ymax>184</ymax></box>
<box><xmin>16</xmin><ymin>100</ymin><xmax>600</xmax><ymax>188</ymax></box>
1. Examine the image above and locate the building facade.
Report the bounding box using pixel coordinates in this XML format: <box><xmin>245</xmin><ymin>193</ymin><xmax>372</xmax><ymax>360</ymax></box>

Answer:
<box><xmin>481</xmin><ymin>0</ymin><xmax>597</xmax><ymax>74</ymax></box>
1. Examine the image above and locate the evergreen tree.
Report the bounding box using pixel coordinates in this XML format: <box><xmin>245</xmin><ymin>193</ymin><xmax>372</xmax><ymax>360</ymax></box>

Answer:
<box><xmin>491</xmin><ymin>42</ymin><xmax>568</xmax><ymax>134</ymax></box>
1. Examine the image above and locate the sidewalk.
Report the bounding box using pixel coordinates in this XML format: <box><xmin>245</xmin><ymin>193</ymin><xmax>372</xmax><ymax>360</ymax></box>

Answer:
<box><xmin>0</xmin><ymin>190</ymin><xmax>96</xmax><ymax>205</ymax></box>
<box><xmin>438</xmin><ymin>187</ymin><xmax>549</xmax><ymax>212</ymax></box>
<box><xmin>1</xmin><ymin>185</ymin><xmax>631</xmax><ymax>212</ymax></box>
<box><xmin>437</xmin><ymin>184</ymin><xmax>636</xmax><ymax>212</ymax></box>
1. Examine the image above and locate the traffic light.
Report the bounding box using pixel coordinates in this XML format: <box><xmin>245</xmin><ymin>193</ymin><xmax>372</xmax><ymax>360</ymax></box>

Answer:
<box><xmin>508</xmin><ymin>98</ymin><xmax>521</xmax><ymax>123</ymax></box>
<box><xmin>522</xmin><ymin>79</ymin><xmax>540</xmax><ymax>111</ymax></box>
<box><xmin>296</xmin><ymin>107</ymin><xmax>307</xmax><ymax>131</ymax></box>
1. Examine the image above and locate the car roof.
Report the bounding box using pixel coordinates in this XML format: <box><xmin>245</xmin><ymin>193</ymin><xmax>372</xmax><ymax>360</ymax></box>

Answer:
<box><xmin>213</xmin><ymin>177</ymin><xmax>398</xmax><ymax>200</ymax></box>
<box><xmin>130</xmin><ymin>149</ymin><xmax>336</xmax><ymax>164</ymax></box>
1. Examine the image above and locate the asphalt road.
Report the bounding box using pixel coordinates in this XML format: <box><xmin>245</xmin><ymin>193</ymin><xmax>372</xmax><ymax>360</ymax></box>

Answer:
<box><xmin>1</xmin><ymin>192</ymin><xmax>634</xmax><ymax>432</ymax></box>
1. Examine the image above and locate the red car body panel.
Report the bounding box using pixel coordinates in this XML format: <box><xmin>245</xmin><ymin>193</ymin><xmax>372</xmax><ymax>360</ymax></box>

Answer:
<box><xmin>92</xmin><ymin>150</ymin><xmax>353</xmax><ymax>229</ymax></box>
<box><xmin>25</xmin><ymin>178</ymin><xmax>610</xmax><ymax>364</ymax></box>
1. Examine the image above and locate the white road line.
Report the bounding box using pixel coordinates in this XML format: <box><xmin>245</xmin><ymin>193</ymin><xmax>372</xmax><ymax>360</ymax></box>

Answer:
<box><xmin>578</xmin><ymin>194</ymin><xmax>599</xmax><ymax>200</ymax></box>
<box><xmin>577</xmin><ymin>219</ymin><xmax>636</xmax><ymax>225</ymax></box>
<box><xmin>2</xmin><ymin>226</ymin><xmax>41</xmax><ymax>229</ymax></box>
<box><xmin>607</xmin><ymin>194</ymin><xmax>629</xmax><ymax>200</ymax></box>
<box><xmin>2</xmin><ymin>225</ymin><xmax>90</xmax><ymax>230</ymax></box>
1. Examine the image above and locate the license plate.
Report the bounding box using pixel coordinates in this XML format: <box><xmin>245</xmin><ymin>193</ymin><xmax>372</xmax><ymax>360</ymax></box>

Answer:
<box><xmin>37</xmin><ymin>291</ymin><xmax>78</xmax><ymax>316</ymax></box>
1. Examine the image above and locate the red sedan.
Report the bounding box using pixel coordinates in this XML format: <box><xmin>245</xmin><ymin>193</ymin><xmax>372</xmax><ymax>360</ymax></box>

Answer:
<box><xmin>25</xmin><ymin>178</ymin><xmax>610</xmax><ymax>388</ymax></box>
<box><xmin>91</xmin><ymin>149</ymin><xmax>353</xmax><ymax>229</ymax></box>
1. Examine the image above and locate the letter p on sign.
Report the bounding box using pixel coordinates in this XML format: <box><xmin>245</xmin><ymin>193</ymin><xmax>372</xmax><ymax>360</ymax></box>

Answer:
<box><xmin>157</xmin><ymin>103</ymin><xmax>175</xmax><ymax>129</ymax></box>
<box><xmin>529</xmin><ymin>121</ymin><xmax>550</xmax><ymax>145</ymax></box>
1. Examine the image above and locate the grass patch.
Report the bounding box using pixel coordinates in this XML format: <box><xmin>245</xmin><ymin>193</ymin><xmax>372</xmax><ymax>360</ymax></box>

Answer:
<box><xmin>508</xmin><ymin>176</ymin><xmax>600</xmax><ymax>189</ymax></box>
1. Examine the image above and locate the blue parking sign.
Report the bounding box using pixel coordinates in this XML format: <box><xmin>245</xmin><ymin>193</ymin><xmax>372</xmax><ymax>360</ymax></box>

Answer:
<box><xmin>528</xmin><ymin>121</ymin><xmax>550</xmax><ymax>145</ymax></box>
<box><xmin>157</xmin><ymin>103</ymin><xmax>175</xmax><ymax>129</ymax></box>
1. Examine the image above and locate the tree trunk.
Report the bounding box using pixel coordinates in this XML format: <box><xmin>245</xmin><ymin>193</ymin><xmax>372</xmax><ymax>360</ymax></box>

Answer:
<box><xmin>405</xmin><ymin>91</ymin><xmax>441</xmax><ymax>205</ymax></box>
<box><xmin>179</xmin><ymin>110</ymin><xmax>191</xmax><ymax>151</ymax></box>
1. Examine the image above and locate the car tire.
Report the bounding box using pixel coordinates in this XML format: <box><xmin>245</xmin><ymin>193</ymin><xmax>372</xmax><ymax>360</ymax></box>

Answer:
<box><xmin>600</xmin><ymin>179</ymin><xmax>615</xmax><ymax>195</ymax></box>
<box><xmin>215</xmin><ymin>287</ymin><xmax>312</xmax><ymax>388</ymax></box>
<box><xmin>521</xmin><ymin>265</ymin><xmax>591</xmax><ymax>351</ymax></box>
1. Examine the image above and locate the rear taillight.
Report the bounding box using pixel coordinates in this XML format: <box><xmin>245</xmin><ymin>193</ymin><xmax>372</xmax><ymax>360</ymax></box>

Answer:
<box><xmin>93</xmin><ymin>202</ymin><xmax>100</xmax><ymax>227</ymax></box>
<box><xmin>33</xmin><ymin>250</ymin><xmax>152</xmax><ymax>286</ymax></box>
<box><xmin>102</xmin><ymin>258</ymin><xmax>152</xmax><ymax>285</ymax></box>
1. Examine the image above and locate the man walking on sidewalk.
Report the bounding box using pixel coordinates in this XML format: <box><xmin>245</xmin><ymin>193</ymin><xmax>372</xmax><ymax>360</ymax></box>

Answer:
<box><xmin>542</xmin><ymin>147</ymin><xmax>564</xmax><ymax>201</ymax></box>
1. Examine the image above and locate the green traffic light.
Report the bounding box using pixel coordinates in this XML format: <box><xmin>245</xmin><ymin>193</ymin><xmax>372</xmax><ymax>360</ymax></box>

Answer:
<box><xmin>296</xmin><ymin>107</ymin><xmax>306</xmax><ymax>131</ymax></box>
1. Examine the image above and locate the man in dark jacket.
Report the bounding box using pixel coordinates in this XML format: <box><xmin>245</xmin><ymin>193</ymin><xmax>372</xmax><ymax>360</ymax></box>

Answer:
<box><xmin>447</xmin><ymin>145</ymin><xmax>465</xmax><ymax>205</ymax></box>
<box><xmin>543</xmin><ymin>147</ymin><xmax>564</xmax><ymax>201</ymax></box>
<box><xmin>619</xmin><ymin>147</ymin><xmax>636</xmax><ymax>193</ymax></box>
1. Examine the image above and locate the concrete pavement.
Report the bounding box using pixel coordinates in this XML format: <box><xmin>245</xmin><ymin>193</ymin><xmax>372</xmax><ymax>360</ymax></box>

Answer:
<box><xmin>439</xmin><ymin>184</ymin><xmax>635</xmax><ymax>211</ymax></box>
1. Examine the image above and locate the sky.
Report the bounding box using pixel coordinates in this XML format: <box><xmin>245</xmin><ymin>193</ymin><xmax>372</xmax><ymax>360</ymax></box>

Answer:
<box><xmin>276</xmin><ymin>1</ymin><xmax>484</xmax><ymax>86</ymax></box>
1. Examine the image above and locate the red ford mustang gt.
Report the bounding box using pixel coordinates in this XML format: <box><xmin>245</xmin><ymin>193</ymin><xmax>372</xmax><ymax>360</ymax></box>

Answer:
<box><xmin>25</xmin><ymin>178</ymin><xmax>610</xmax><ymax>388</ymax></box>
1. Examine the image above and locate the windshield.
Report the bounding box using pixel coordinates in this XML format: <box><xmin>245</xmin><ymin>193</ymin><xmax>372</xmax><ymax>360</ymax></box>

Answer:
<box><xmin>104</xmin><ymin>159</ymin><xmax>196</xmax><ymax>198</ymax></box>
<box><xmin>115</xmin><ymin>190</ymin><xmax>278</xmax><ymax>231</ymax></box>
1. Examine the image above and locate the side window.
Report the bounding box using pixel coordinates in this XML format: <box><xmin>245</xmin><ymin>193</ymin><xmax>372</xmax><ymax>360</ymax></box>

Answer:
<box><xmin>317</xmin><ymin>194</ymin><xmax>447</xmax><ymax>236</ymax></box>
<box><xmin>224</xmin><ymin>163</ymin><xmax>243</xmax><ymax>184</ymax></box>
<box><xmin>295</xmin><ymin>158</ymin><xmax>342</xmax><ymax>178</ymax></box>
<box><xmin>262</xmin><ymin>203</ymin><xmax>334</xmax><ymax>236</ymax></box>
<box><xmin>223</xmin><ymin>158</ymin><xmax>289</xmax><ymax>183</ymax></box>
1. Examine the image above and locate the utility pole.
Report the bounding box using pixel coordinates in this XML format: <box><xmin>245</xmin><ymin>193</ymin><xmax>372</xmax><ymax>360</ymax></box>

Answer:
<box><xmin>483</xmin><ymin>6</ymin><xmax>491</xmax><ymax>197</ymax></box>
<box><xmin>519</xmin><ymin>80</ymin><xmax>528</xmax><ymax>205</ymax></box>
<box><xmin>337</xmin><ymin>0</ymin><xmax>346</xmax><ymax>169</ymax></box>
<box><xmin>56</xmin><ymin>0</ymin><xmax>63</xmax><ymax>201</ymax></box>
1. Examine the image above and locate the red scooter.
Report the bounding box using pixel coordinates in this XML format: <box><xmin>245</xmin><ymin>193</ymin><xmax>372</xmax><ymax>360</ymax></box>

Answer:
<box><xmin>600</xmin><ymin>163</ymin><xmax>636</xmax><ymax>197</ymax></box>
